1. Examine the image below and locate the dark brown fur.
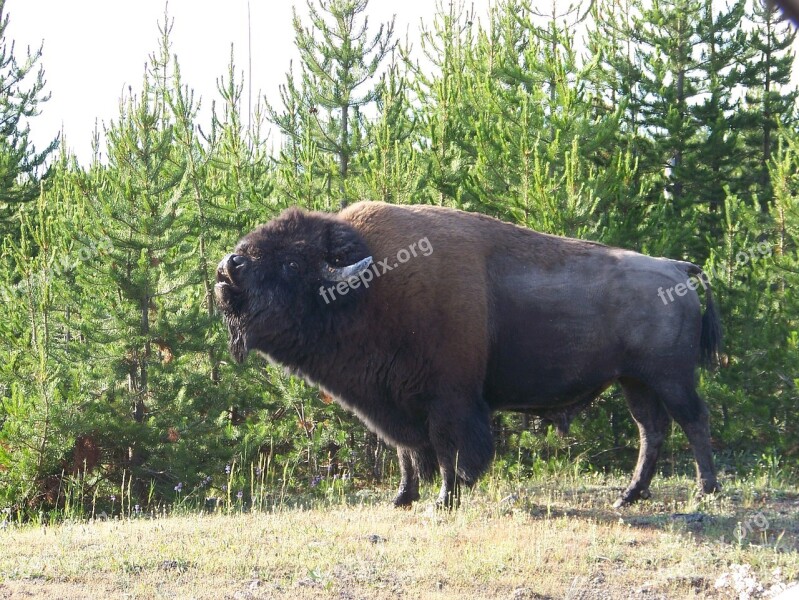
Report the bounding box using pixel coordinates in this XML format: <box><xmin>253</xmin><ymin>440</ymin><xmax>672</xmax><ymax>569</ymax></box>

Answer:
<box><xmin>215</xmin><ymin>201</ymin><xmax>721</xmax><ymax>508</ymax></box>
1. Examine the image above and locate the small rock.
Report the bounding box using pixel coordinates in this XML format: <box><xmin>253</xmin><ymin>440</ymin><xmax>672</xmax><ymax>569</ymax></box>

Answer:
<box><xmin>591</xmin><ymin>572</ymin><xmax>606</xmax><ymax>585</ymax></box>
<box><xmin>635</xmin><ymin>581</ymin><xmax>654</xmax><ymax>594</ymax></box>
<box><xmin>670</xmin><ymin>512</ymin><xmax>707</xmax><ymax>524</ymax></box>
<box><xmin>511</xmin><ymin>587</ymin><xmax>550</xmax><ymax>599</ymax></box>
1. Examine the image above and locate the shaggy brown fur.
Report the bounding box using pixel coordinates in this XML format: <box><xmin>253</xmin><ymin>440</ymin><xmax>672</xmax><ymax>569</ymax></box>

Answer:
<box><xmin>216</xmin><ymin>202</ymin><xmax>721</xmax><ymax>508</ymax></box>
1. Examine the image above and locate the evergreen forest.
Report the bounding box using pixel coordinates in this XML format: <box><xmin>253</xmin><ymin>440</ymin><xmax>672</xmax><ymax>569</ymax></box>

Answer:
<box><xmin>1</xmin><ymin>0</ymin><xmax>798</xmax><ymax>519</ymax></box>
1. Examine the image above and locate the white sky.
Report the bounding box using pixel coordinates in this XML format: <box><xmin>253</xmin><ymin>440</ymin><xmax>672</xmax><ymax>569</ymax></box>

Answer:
<box><xmin>5</xmin><ymin>0</ymin><xmax>493</xmax><ymax>165</ymax></box>
<box><xmin>5</xmin><ymin>1</ymin><xmax>798</xmax><ymax>166</ymax></box>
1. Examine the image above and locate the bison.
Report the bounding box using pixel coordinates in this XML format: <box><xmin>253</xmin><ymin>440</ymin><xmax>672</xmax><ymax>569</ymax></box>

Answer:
<box><xmin>215</xmin><ymin>201</ymin><xmax>721</xmax><ymax>508</ymax></box>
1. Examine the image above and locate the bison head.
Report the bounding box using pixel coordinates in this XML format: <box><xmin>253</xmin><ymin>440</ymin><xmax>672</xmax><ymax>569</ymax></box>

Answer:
<box><xmin>215</xmin><ymin>208</ymin><xmax>373</xmax><ymax>364</ymax></box>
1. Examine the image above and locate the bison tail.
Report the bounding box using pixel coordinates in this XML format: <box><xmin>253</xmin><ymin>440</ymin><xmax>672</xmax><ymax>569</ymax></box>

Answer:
<box><xmin>691</xmin><ymin>266</ymin><xmax>722</xmax><ymax>369</ymax></box>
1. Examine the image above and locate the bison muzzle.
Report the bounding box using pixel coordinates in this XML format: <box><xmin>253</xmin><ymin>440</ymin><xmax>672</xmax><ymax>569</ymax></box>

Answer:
<box><xmin>215</xmin><ymin>201</ymin><xmax>721</xmax><ymax>509</ymax></box>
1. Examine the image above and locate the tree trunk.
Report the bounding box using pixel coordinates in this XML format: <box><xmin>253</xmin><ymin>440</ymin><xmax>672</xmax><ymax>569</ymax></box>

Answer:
<box><xmin>760</xmin><ymin>19</ymin><xmax>773</xmax><ymax>213</ymax></box>
<box><xmin>339</xmin><ymin>103</ymin><xmax>349</xmax><ymax>210</ymax></box>
<box><xmin>134</xmin><ymin>294</ymin><xmax>149</xmax><ymax>423</ymax></box>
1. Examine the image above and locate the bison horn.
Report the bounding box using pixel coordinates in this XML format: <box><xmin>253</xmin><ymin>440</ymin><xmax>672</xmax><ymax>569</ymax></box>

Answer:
<box><xmin>323</xmin><ymin>256</ymin><xmax>373</xmax><ymax>282</ymax></box>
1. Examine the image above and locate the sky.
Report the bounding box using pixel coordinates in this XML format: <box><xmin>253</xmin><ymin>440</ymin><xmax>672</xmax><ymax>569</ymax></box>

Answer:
<box><xmin>5</xmin><ymin>0</ymin><xmax>493</xmax><ymax>165</ymax></box>
<box><xmin>6</xmin><ymin>1</ymin><xmax>799</xmax><ymax>166</ymax></box>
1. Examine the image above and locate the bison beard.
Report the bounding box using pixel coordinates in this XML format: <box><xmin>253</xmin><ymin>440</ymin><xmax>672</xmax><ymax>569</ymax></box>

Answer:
<box><xmin>215</xmin><ymin>202</ymin><xmax>722</xmax><ymax>509</ymax></box>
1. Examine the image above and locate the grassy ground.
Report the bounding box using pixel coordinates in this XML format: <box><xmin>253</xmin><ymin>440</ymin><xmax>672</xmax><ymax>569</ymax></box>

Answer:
<box><xmin>1</xmin><ymin>473</ymin><xmax>797</xmax><ymax>599</ymax></box>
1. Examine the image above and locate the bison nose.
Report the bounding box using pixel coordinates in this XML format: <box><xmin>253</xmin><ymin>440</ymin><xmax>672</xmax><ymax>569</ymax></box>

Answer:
<box><xmin>217</xmin><ymin>254</ymin><xmax>247</xmax><ymax>283</ymax></box>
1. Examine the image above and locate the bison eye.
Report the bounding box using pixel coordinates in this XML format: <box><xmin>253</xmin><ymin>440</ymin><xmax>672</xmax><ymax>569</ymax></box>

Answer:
<box><xmin>288</xmin><ymin>261</ymin><xmax>300</xmax><ymax>272</ymax></box>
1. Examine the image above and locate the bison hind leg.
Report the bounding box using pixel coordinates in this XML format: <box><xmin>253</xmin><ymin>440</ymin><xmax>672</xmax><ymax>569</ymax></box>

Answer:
<box><xmin>615</xmin><ymin>378</ymin><xmax>671</xmax><ymax>508</ymax></box>
<box><xmin>652</xmin><ymin>381</ymin><xmax>720</xmax><ymax>497</ymax></box>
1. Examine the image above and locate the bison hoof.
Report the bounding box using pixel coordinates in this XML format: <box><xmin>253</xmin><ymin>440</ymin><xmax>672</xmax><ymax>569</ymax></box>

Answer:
<box><xmin>700</xmin><ymin>479</ymin><xmax>721</xmax><ymax>495</ymax></box>
<box><xmin>435</xmin><ymin>499</ymin><xmax>453</xmax><ymax>511</ymax></box>
<box><xmin>612</xmin><ymin>496</ymin><xmax>629</xmax><ymax>509</ymax></box>
<box><xmin>613</xmin><ymin>487</ymin><xmax>652</xmax><ymax>508</ymax></box>
<box><xmin>392</xmin><ymin>490</ymin><xmax>420</xmax><ymax>508</ymax></box>
<box><xmin>435</xmin><ymin>493</ymin><xmax>459</xmax><ymax>511</ymax></box>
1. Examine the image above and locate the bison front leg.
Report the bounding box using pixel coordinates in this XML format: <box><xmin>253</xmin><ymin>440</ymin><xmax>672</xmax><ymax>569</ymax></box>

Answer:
<box><xmin>429</xmin><ymin>397</ymin><xmax>494</xmax><ymax>510</ymax></box>
<box><xmin>392</xmin><ymin>445</ymin><xmax>437</xmax><ymax>508</ymax></box>
<box><xmin>393</xmin><ymin>447</ymin><xmax>420</xmax><ymax>508</ymax></box>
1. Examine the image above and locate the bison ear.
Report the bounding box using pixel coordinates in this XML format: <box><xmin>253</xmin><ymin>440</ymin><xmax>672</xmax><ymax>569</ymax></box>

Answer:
<box><xmin>324</xmin><ymin>220</ymin><xmax>370</xmax><ymax>265</ymax></box>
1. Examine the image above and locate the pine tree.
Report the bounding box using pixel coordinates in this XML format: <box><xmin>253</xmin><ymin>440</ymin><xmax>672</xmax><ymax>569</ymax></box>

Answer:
<box><xmin>355</xmin><ymin>58</ymin><xmax>420</xmax><ymax>204</ymax></box>
<box><xmin>586</xmin><ymin>0</ymin><xmax>643</xmax><ymax>137</ymax></box>
<box><xmin>740</xmin><ymin>0</ymin><xmax>797</xmax><ymax>212</ymax></box>
<box><xmin>178</xmin><ymin>47</ymin><xmax>280</xmax><ymax>477</ymax></box>
<box><xmin>0</xmin><ymin>159</ymin><xmax>94</xmax><ymax>512</ymax></box>
<box><xmin>689</xmin><ymin>0</ymin><xmax>747</xmax><ymax>238</ymax></box>
<box><xmin>433</xmin><ymin>1</ymin><xmax>633</xmax><ymax>238</ymax></box>
<box><xmin>759</xmin><ymin>134</ymin><xmax>799</xmax><ymax>455</ymax></box>
<box><xmin>271</xmin><ymin>65</ymin><xmax>330</xmax><ymax>210</ymax></box>
<box><xmin>207</xmin><ymin>47</ymin><xmax>274</xmax><ymax>220</ymax></box>
<box><xmin>0</xmin><ymin>0</ymin><xmax>58</xmax><ymax>237</ymax></box>
<box><xmin>270</xmin><ymin>0</ymin><xmax>395</xmax><ymax>209</ymax></box>
<box><xmin>635</xmin><ymin>0</ymin><xmax>703</xmax><ymax>207</ymax></box>
<box><xmin>592</xmin><ymin>0</ymin><xmax>719</xmax><ymax>258</ymax></box>
<box><xmin>585</xmin><ymin>0</ymin><xmax>665</xmax><ymax>247</ymax></box>
<box><xmin>170</xmin><ymin>46</ymin><xmax>273</xmax><ymax>389</ymax></box>
<box><xmin>405</xmin><ymin>0</ymin><xmax>477</xmax><ymax>207</ymax></box>
<box><xmin>75</xmin><ymin>18</ymin><xmax>199</xmax><ymax>499</ymax></box>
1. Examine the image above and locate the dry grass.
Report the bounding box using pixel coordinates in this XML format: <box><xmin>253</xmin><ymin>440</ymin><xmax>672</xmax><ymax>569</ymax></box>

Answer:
<box><xmin>1</xmin><ymin>474</ymin><xmax>797</xmax><ymax>599</ymax></box>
